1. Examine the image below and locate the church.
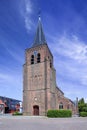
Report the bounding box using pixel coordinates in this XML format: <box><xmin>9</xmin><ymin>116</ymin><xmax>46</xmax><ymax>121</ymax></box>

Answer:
<box><xmin>23</xmin><ymin>16</ymin><xmax>77</xmax><ymax>116</ymax></box>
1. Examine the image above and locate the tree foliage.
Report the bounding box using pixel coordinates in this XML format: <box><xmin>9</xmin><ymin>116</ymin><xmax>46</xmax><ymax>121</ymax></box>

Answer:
<box><xmin>78</xmin><ymin>98</ymin><xmax>87</xmax><ymax>116</ymax></box>
<box><xmin>78</xmin><ymin>98</ymin><xmax>85</xmax><ymax>104</ymax></box>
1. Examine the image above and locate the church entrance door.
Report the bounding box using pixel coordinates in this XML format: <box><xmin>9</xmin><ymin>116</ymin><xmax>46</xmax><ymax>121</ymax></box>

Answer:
<box><xmin>33</xmin><ymin>105</ymin><xmax>39</xmax><ymax>115</ymax></box>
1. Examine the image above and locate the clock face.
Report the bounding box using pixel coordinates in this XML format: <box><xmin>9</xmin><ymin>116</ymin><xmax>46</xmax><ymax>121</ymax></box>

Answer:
<box><xmin>34</xmin><ymin>97</ymin><xmax>37</xmax><ymax>101</ymax></box>
<box><xmin>33</xmin><ymin>51</ymin><xmax>38</xmax><ymax>56</ymax></box>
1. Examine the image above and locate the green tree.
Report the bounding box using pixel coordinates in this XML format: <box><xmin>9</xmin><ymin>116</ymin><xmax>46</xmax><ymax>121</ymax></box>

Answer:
<box><xmin>78</xmin><ymin>98</ymin><xmax>87</xmax><ymax>112</ymax></box>
<box><xmin>78</xmin><ymin>98</ymin><xmax>85</xmax><ymax>104</ymax></box>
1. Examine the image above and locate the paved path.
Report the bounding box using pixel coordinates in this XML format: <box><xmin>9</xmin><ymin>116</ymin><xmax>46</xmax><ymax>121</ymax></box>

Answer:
<box><xmin>0</xmin><ymin>116</ymin><xmax>87</xmax><ymax>130</ymax></box>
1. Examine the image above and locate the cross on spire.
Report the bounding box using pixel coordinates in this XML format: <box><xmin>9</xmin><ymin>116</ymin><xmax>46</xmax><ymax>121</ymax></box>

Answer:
<box><xmin>38</xmin><ymin>9</ymin><xmax>41</xmax><ymax>18</ymax></box>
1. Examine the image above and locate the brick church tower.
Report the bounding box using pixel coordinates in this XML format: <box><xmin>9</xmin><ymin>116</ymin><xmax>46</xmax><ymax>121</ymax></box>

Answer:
<box><xmin>23</xmin><ymin>16</ymin><xmax>57</xmax><ymax>116</ymax></box>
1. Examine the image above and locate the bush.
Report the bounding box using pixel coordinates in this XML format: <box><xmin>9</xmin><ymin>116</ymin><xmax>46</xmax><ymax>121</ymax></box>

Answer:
<box><xmin>82</xmin><ymin>107</ymin><xmax>87</xmax><ymax>112</ymax></box>
<box><xmin>47</xmin><ymin>110</ymin><xmax>72</xmax><ymax>118</ymax></box>
<box><xmin>12</xmin><ymin>111</ymin><xmax>23</xmax><ymax>116</ymax></box>
<box><xmin>80</xmin><ymin>112</ymin><xmax>87</xmax><ymax>117</ymax></box>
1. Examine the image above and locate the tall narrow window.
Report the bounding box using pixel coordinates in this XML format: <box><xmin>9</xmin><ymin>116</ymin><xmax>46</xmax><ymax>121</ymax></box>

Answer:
<box><xmin>59</xmin><ymin>102</ymin><xmax>63</xmax><ymax>109</ymax></box>
<box><xmin>50</xmin><ymin>60</ymin><xmax>52</xmax><ymax>68</ymax></box>
<box><xmin>67</xmin><ymin>104</ymin><xmax>70</xmax><ymax>109</ymax></box>
<box><xmin>37</xmin><ymin>53</ymin><xmax>41</xmax><ymax>63</ymax></box>
<box><xmin>31</xmin><ymin>55</ymin><xmax>34</xmax><ymax>64</ymax></box>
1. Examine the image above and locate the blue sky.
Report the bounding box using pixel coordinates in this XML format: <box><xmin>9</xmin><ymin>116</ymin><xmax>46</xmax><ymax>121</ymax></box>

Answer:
<box><xmin>0</xmin><ymin>0</ymin><xmax>87</xmax><ymax>102</ymax></box>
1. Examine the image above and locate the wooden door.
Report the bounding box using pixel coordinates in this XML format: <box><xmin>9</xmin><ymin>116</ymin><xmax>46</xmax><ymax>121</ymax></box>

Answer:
<box><xmin>33</xmin><ymin>105</ymin><xmax>39</xmax><ymax>115</ymax></box>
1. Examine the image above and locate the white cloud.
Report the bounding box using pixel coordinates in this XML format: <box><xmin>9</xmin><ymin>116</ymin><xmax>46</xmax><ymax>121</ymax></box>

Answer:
<box><xmin>25</xmin><ymin>0</ymin><xmax>32</xmax><ymax>14</ymax></box>
<box><xmin>25</xmin><ymin>17</ymin><xmax>33</xmax><ymax>31</ymax></box>
<box><xmin>85</xmin><ymin>98</ymin><xmax>87</xmax><ymax>103</ymax></box>
<box><xmin>24</xmin><ymin>0</ymin><xmax>34</xmax><ymax>31</ymax></box>
<box><xmin>20</xmin><ymin>0</ymin><xmax>34</xmax><ymax>32</ymax></box>
<box><xmin>48</xmin><ymin>34</ymin><xmax>87</xmax><ymax>99</ymax></box>
<box><xmin>0</xmin><ymin>70</ymin><xmax>22</xmax><ymax>99</ymax></box>
<box><xmin>0</xmin><ymin>71</ymin><xmax>22</xmax><ymax>87</ymax></box>
<box><xmin>6</xmin><ymin>47</ymin><xmax>24</xmax><ymax>63</ymax></box>
<box><xmin>81</xmin><ymin>76</ymin><xmax>87</xmax><ymax>86</ymax></box>
<box><xmin>0</xmin><ymin>73</ymin><xmax>11</xmax><ymax>84</ymax></box>
<box><xmin>49</xmin><ymin>34</ymin><xmax>87</xmax><ymax>63</ymax></box>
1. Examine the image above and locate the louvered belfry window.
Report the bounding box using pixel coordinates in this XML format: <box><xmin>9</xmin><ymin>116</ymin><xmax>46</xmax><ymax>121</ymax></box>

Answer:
<box><xmin>31</xmin><ymin>55</ymin><xmax>34</xmax><ymax>64</ymax></box>
<box><xmin>37</xmin><ymin>53</ymin><xmax>40</xmax><ymax>63</ymax></box>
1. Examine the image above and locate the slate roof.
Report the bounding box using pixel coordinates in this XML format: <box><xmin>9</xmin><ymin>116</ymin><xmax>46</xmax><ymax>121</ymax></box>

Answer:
<box><xmin>32</xmin><ymin>16</ymin><xmax>47</xmax><ymax>47</ymax></box>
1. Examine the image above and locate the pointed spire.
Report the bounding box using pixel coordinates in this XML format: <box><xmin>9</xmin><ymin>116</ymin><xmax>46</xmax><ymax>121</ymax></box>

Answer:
<box><xmin>32</xmin><ymin>15</ymin><xmax>47</xmax><ymax>47</ymax></box>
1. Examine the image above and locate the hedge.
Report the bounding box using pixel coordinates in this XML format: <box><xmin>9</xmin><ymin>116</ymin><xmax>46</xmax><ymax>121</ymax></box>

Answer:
<box><xmin>79</xmin><ymin>112</ymin><xmax>87</xmax><ymax>117</ymax></box>
<box><xmin>47</xmin><ymin>110</ymin><xmax>72</xmax><ymax>118</ymax></box>
<box><xmin>12</xmin><ymin>112</ymin><xmax>23</xmax><ymax>116</ymax></box>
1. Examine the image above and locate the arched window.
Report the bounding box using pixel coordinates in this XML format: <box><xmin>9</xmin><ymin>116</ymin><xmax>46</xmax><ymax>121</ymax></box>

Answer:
<box><xmin>67</xmin><ymin>104</ymin><xmax>69</xmax><ymax>109</ymax></box>
<box><xmin>31</xmin><ymin>55</ymin><xmax>34</xmax><ymax>64</ymax></box>
<box><xmin>59</xmin><ymin>102</ymin><xmax>63</xmax><ymax>109</ymax></box>
<box><xmin>37</xmin><ymin>53</ymin><xmax>41</xmax><ymax>63</ymax></box>
<box><xmin>50</xmin><ymin>60</ymin><xmax>52</xmax><ymax>68</ymax></box>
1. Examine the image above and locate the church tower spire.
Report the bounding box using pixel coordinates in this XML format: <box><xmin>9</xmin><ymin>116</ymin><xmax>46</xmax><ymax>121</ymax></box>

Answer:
<box><xmin>32</xmin><ymin>16</ymin><xmax>47</xmax><ymax>47</ymax></box>
<box><xmin>23</xmin><ymin>15</ymin><xmax>56</xmax><ymax>116</ymax></box>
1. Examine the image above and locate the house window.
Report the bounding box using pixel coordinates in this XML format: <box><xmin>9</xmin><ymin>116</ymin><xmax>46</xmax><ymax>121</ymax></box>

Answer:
<box><xmin>31</xmin><ymin>55</ymin><xmax>34</xmax><ymax>64</ymax></box>
<box><xmin>37</xmin><ymin>53</ymin><xmax>41</xmax><ymax>63</ymax></box>
<box><xmin>59</xmin><ymin>102</ymin><xmax>63</xmax><ymax>109</ymax></box>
